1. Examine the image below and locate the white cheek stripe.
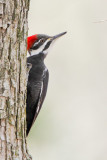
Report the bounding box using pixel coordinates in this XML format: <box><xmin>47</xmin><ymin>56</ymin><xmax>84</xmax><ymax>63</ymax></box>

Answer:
<box><xmin>30</xmin><ymin>39</ymin><xmax>50</xmax><ymax>56</ymax></box>
<box><xmin>43</xmin><ymin>40</ymin><xmax>55</xmax><ymax>55</ymax></box>
<box><xmin>33</xmin><ymin>39</ymin><xmax>42</xmax><ymax>47</ymax></box>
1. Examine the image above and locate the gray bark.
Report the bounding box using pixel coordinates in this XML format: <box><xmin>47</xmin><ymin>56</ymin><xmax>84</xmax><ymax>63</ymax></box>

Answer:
<box><xmin>0</xmin><ymin>0</ymin><xmax>31</xmax><ymax>159</ymax></box>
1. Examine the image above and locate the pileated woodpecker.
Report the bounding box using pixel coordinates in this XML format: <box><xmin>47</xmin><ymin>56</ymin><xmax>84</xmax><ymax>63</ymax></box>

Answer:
<box><xmin>27</xmin><ymin>32</ymin><xmax>67</xmax><ymax>135</ymax></box>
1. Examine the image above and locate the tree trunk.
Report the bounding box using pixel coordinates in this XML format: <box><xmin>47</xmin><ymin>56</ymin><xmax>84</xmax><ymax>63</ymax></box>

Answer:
<box><xmin>0</xmin><ymin>0</ymin><xmax>31</xmax><ymax>159</ymax></box>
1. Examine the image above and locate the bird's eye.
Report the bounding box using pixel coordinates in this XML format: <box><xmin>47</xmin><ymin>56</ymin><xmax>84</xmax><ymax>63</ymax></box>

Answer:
<box><xmin>40</xmin><ymin>39</ymin><xmax>44</xmax><ymax>43</ymax></box>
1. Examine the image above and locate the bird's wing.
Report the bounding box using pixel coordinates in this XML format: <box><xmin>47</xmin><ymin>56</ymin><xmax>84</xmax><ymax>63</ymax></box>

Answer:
<box><xmin>26</xmin><ymin>70</ymin><xmax>49</xmax><ymax>135</ymax></box>
<box><xmin>32</xmin><ymin>70</ymin><xmax>49</xmax><ymax>124</ymax></box>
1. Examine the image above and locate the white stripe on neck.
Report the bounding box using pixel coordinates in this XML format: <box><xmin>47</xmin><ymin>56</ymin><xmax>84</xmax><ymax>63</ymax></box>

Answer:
<box><xmin>30</xmin><ymin>39</ymin><xmax>50</xmax><ymax>57</ymax></box>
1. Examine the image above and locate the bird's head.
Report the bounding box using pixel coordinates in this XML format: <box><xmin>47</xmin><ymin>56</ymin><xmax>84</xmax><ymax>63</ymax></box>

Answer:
<box><xmin>27</xmin><ymin>32</ymin><xmax>67</xmax><ymax>57</ymax></box>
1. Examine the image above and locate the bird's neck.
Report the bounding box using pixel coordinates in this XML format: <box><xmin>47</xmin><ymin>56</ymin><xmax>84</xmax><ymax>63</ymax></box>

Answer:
<box><xmin>28</xmin><ymin>53</ymin><xmax>46</xmax><ymax>62</ymax></box>
<box><xmin>27</xmin><ymin>50</ymin><xmax>47</xmax><ymax>58</ymax></box>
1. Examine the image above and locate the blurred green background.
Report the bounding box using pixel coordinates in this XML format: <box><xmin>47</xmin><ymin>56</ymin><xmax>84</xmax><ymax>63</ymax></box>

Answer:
<box><xmin>27</xmin><ymin>0</ymin><xmax>107</xmax><ymax>160</ymax></box>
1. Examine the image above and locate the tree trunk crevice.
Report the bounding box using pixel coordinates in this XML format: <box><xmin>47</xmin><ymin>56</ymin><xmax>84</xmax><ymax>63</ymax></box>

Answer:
<box><xmin>0</xmin><ymin>0</ymin><xmax>31</xmax><ymax>159</ymax></box>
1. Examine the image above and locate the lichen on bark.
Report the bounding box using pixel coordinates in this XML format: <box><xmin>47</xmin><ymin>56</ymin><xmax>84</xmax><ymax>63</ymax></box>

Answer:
<box><xmin>0</xmin><ymin>0</ymin><xmax>31</xmax><ymax>159</ymax></box>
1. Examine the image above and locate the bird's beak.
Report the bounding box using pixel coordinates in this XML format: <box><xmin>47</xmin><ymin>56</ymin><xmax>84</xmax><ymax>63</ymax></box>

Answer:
<box><xmin>52</xmin><ymin>32</ymin><xmax>67</xmax><ymax>40</ymax></box>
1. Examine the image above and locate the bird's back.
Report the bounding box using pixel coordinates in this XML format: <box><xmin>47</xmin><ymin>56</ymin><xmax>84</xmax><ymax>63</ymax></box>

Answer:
<box><xmin>26</xmin><ymin>55</ymin><xmax>49</xmax><ymax>135</ymax></box>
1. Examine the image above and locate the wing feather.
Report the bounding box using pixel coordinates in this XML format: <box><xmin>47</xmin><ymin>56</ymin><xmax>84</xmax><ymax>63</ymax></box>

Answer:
<box><xmin>26</xmin><ymin>70</ymin><xmax>49</xmax><ymax>135</ymax></box>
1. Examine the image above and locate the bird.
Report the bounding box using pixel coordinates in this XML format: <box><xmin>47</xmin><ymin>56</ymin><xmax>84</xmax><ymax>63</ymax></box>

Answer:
<box><xmin>26</xmin><ymin>32</ymin><xmax>67</xmax><ymax>136</ymax></box>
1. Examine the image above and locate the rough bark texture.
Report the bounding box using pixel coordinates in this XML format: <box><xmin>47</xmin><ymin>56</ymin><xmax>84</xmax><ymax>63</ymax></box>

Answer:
<box><xmin>0</xmin><ymin>0</ymin><xmax>31</xmax><ymax>159</ymax></box>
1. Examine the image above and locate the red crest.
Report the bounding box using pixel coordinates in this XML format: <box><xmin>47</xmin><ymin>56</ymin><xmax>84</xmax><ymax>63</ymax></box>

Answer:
<box><xmin>27</xmin><ymin>34</ymin><xmax>38</xmax><ymax>50</ymax></box>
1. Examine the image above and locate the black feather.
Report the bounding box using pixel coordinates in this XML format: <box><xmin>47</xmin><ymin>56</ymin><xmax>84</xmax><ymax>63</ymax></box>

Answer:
<box><xmin>26</xmin><ymin>54</ymin><xmax>49</xmax><ymax>135</ymax></box>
